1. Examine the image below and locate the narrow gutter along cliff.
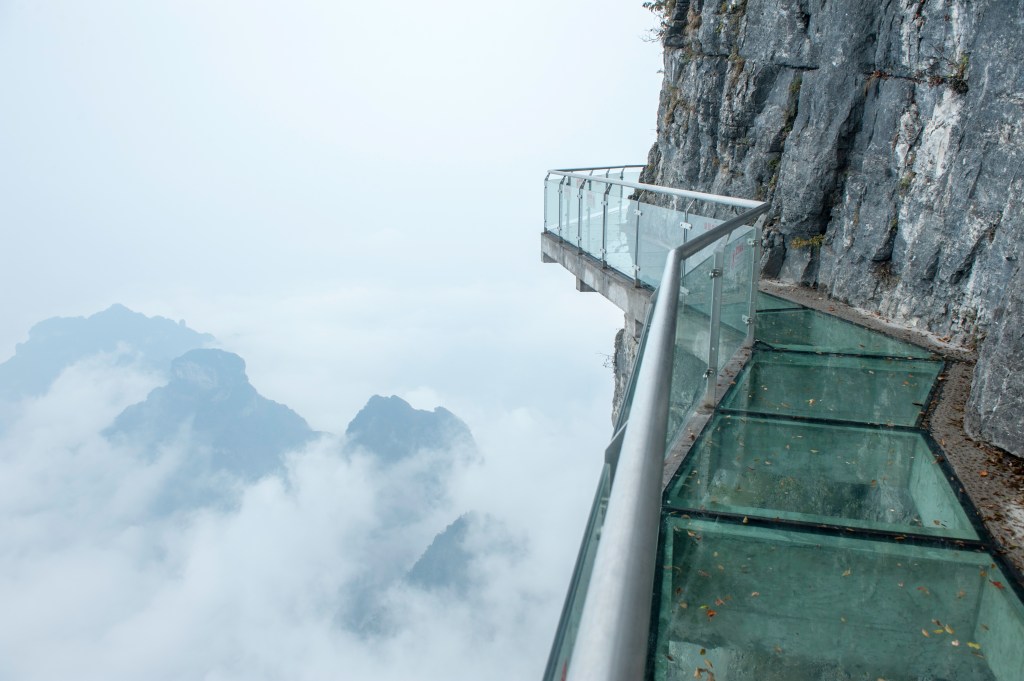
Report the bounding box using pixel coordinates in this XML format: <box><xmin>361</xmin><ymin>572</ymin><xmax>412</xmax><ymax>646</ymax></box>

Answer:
<box><xmin>637</xmin><ymin>0</ymin><xmax>1024</xmax><ymax>458</ymax></box>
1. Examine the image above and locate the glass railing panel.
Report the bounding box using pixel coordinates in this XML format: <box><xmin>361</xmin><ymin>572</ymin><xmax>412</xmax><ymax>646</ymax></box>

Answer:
<box><xmin>665</xmin><ymin>413</ymin><xmax>980</xmax><ymax>540</ymax></box>
<box><xmin>716</xmin><ymin>226</ymin><xmax>755</xmax><ymax>372</ymax></box>
<box><xmin>605</xmin><ymin>196</ymin><xmax>639</xmax><ymax>280</ymax></box>
<box><xmin>666</xmin><ymin>250</ymin><xmax>716</xmax><ymax>446</ymax></box>
<box><xmin>544</xmin><ymin>177</ymin><xmax>563</xmax><ymax>233</ymax></box>
<box><xmin>579</xmin><ymin>183</ymin><xmax>605</xmax><ymax>260</ymax></box>
<box><xmin>543</xmin><ymin>463</ymin><xmax>612</xmax><ymax>681</ymax></box>
<box><xmin>563</xmin><ymin>178</ymin><xmax>582</xmax><ymax>247</ymax></box>
<box><xmin>652</xmin><ymin>516</ymin><xmax>1024</xmax><ymax>681</ymax></box>
<box><xmin>720</xmin><ymin>350</ymin><xmax>943</xmax><ymax>427</ymax></box>
<box><xmin>757</xmin><ymin>308</ymin><xmax>935</xmax><ymax>358</ymax></box>
<box><xmin>635</xmin><ymin>201</ymin><xmax>688</xmax><ymax>287</ymax></box>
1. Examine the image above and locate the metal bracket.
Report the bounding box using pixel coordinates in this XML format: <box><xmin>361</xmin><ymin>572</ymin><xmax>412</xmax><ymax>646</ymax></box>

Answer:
<box><xmin>746</xmin><ymin>238</ymin><xmax>756</xmax><ymax>247</ymax></box>
<box><xmin>681</xmin><ymin>221</ymin><xmax>693</xmax><ymax>232</ymax></box>
<box><xmin>680</xmin><ymin>287</ymin><xmax>690</xmax><ymax>296</ymax></box>
<box><xmin>742</xmin><ymin>315</ymin><xmax>753</xmax><ymax>325</ymax></box>
<box><xmin>703</xmin><ymin>368</ymin><xmax>715</xmax><ymax>379</ymax></box>
<box><xmin>709</xmin><ymin>268</ymin><xmax>723</xmax><ymax>278</ymax></box>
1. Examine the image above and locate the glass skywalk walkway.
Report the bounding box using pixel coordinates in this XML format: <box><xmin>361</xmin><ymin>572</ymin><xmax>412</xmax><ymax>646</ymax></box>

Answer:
<box><xmin>541</xmin><ymin>168</ymin><xmax>1024</xmax><ymax>681</ymax></box>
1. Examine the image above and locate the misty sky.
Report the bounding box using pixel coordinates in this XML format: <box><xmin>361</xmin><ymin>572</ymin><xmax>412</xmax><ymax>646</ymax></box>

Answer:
<box><xmin>0</xmin><ymin>2</ymin><xmax>662</xmax><ymax>679</ymax></box>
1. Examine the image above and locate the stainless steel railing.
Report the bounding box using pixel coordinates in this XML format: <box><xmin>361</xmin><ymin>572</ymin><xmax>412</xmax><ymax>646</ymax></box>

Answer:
<box><xmin>542</xmin><ymin>166</ymin><xmax>769</xmax><ymax>681</ymax></box>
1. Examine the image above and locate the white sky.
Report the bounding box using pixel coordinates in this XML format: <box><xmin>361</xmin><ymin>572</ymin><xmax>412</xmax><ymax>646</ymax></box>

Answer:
<box><xmin>0</xmin><ymin>0</ymin><xmax>662</xmax><ymax>431</ymax></box>
<box><xmin>0</xmin><ymin>1</ymin><xmax>663</xmax><ymax>678</ymax></box>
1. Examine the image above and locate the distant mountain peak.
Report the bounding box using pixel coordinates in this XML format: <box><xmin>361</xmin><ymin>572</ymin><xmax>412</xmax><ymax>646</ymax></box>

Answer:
<box><xmin>107</xmin><ymin>348</ymin><xmax>317</xmax><ymax>481</ymax></box>
<box><xmin>0</xmin><ymin>304</ymin><xmax>213</xmax><ymax>402</ymax></box>
<box><xmin>344</xmin><ymin>394</ymin><xmax>476</xmax><ymax>463</ymax></box>
<box><xmin>406</xmin><ymin>512</ymin><xmax>523</xmax><ymax>595</ymax></box>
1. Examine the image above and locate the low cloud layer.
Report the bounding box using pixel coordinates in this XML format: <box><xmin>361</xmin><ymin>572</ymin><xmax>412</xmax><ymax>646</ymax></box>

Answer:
<box><xmin>0</xmin><ymin>352</ymin><xmax>601</xmax><ymax>680</ymax></box>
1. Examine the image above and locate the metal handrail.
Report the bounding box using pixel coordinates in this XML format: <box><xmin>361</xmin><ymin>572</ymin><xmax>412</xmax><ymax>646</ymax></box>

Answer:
<box><xmin>551</xmin><ymin>164</ymin><xmax>646</xmax><ymax>173</ymax></box>
<box><xmin>549</xmin><ymin>168</ymin><xmax>765</xmax><ymax>210</ymax></box>
<box><xmin>564</xmin><ymin>199</ymin><xmax>769</xmax><ymax>681</ymax></box>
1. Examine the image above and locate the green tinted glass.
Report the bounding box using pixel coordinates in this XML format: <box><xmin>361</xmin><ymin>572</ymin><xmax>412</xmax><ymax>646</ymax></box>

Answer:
<box><xmin>653</xmin><ymin>517</ymin><xmax>1024</xmax><ymax>681</ymax></box>
<box><xmin>666</xmin><ymin>414</ymin><xmax>978</xmax><ymax>540</ymax></box>
<box><xmin>720</xmin><ymin>351</ymin><xmax>943</xmax><ymax>426</ymax></box>
<box><xmin>758</xmin><ymin>308</ymin><xmax>933</xmax><ymax>358</ymax></box>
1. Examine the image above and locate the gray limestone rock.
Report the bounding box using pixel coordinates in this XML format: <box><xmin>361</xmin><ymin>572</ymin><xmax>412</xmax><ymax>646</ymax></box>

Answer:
<box><xmin>642</xmin><ymin>0</ymin><xmax>1024</xmax><ymax>457</ymax></box>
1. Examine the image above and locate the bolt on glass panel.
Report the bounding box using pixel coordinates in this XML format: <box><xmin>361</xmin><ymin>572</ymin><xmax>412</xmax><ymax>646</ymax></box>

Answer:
<box><xmin>652</xmin><ymin>516</ymin><xmax>1024</xmax><ymax>681</ymax></box>
<box><xmin>666</xmin><ymin>414</ymin><xmax>979</xmax><ymax>540</ymax></box>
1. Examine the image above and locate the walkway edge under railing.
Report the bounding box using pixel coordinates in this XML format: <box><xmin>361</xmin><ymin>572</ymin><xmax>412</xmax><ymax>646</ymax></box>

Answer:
<box><xmin>564</xmin><ymin>201</ymin><xmax>770</xmax><ymax>681</ymax></box>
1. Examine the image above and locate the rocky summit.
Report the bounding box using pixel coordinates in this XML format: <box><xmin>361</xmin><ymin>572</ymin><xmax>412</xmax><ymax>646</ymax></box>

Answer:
<box><xmin>108</xmin><ymin>348</ymin><xmax>318</xmax><ymax>479</ymax></box>
<box><xmin>344</xmin><ymin>394</ymin><xmax>476</xmax><ymax>464</ymax></box>
<box><xmin>0</xmin><ymin>303</ymin><xmax>211</xmax><ymax>403</ymax></box>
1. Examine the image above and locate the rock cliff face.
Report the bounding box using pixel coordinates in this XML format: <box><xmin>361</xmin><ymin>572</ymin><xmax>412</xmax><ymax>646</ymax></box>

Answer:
<box><xmin>642</xmin><ymin>0</ymin><xmax>1024</xmax><ymax>456</ymax></box>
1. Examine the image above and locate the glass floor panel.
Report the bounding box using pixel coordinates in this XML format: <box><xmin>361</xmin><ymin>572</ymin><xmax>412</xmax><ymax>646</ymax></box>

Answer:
<box><xmin>756</xmin><ymin>292</ymin><xmax>802</xmax><ymax>311</ymax></box>
<box><xmin>720</xmin><ymin>351</ymin><xmax>943</xmax><ymax>426</ymax></box>
<box><xmin>757</xmin><ymin>308</ymin><xmax>934</xmax><ymax>358</ymax></box>
<box><xmin>653</xmin><ymin>517</ymin><xmax>1024</xmax><ymax>681</ymax></box>
<box><xmin>665</xmin><ymin>414</ymin><xmax>979</xmax><ymax>540</ymax></box>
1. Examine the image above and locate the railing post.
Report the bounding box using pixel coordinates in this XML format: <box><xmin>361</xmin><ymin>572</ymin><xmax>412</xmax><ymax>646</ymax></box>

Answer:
<box><xmin>558</xmin><ymin>176</ymin><xmax>569</xmax><ymax>239</ymax></box>
<box><xmin>577</xmin><ymin>181</ymin><xmax>585</xmax><ymax>253</ymax></box>
<box><xmin>745</xmin><ymin>221</ymin><xmax>764</xmax><ymax>347</ymax></box>
<box><xmin>704</xmin><ymin>247</ymin><xmax>725</xmax><ymax>408</ymax></box>
<box><xmin>543</xmin><ymin>174</ymin><xmax>550</xmax><ymax>232</ymax></box>
<box><xmin>602</xmin><ymin>184</ymin><xmax>612</xmax><ymax>267</ymax></box>
<box><xmin>633</xmin><ymin>206</ymin><xmax>642</xmax><ymax>287</ymax></box>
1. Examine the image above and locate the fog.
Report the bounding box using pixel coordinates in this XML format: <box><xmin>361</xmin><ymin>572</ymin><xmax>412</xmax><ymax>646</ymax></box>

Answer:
<box><xmin>0</xmin><ymin>1</ymin><xmax>662</xmax><ymax>678</ymax></box>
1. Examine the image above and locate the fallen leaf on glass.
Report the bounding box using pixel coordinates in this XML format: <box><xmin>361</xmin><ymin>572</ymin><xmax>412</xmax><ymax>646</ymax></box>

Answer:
<box><xmin>750</xmin><ymin>591</ymin><xmax>760</xmax><ymax>597</ymax></box>
<box><xmin>842</xmin><ymin>569</ymin><xmax>852</xmax><ymax>577</ymax></box>
<box><xmin>921</xmin><ymin>629</ymin><xmax>930</xmax><ymax>638</ymax></box>
<box><xmin>991</xmin><ymin>580</ymin><xmax>1006</xmax><ymax>590</ymax></box>
<box><xmin>967</xmin><ymin>642</ymin><xmax>981</xmax><ymax>650</ymax></box>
